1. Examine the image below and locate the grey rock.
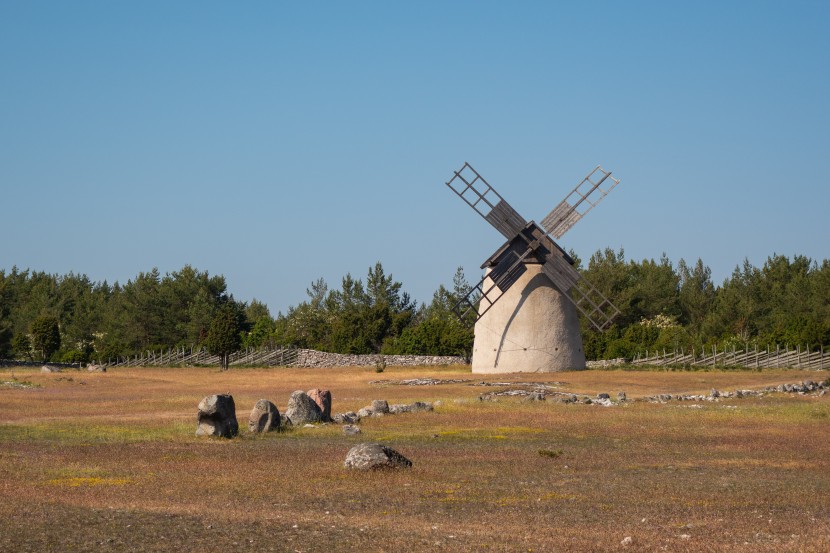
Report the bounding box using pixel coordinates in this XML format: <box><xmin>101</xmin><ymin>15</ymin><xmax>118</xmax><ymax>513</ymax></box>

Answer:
<box><xmin>344</xmin><ymin>443</ymin><xmax>412</xmax><ymax>470</ymax></box>
<box><xmin>388</xmin><ymin>403</ymin><xmax>411</xmax><ymax>414</ymax></box>
<box><xmin>371</xmin><ymin>400</ymin><xmax>390</xmax><ymax>414</ymax></box>
<box><xmin>248</xmin><ymin>399</ymin><xmax>280</xmax><ymax>433</ymax></box>
<box><xmin>710</xmin><ymin>389</ymin><xmax>720</xmax><ymax>398</ymax></box>
<box><xmin>343</xmin><ymin>424</ymin><xmax>361</xmax><ymax>435</ymax></box>
<box><xmin>597</xmin><ymin>393</ymin><xmax>611</xmax><ymax>400</ymax></box>
<box><xmin>196</xmin><ymin>394</ymin><xmax>239</xmax><ymax>438</ymax></box>
<box><xmin>617</xmin><ymin>391</ymin><xmax>627</xmax><ymax>401</ymax></box>
<box><xmin>86</xmin><ymin>364</ymin><xmax>107</xmax><ymax>372</ymax></box>
<box><xmin>659</xmin><ymin>394</ymin><xmax>672</xmax><ymax>402</ymax></box>
<box><xmin>41</xmin><ymin>365</ymin><xmax>61</xmax><ymax>373</ymax></box>
<box><xmin>526</xmin><ymin>392</ymin><xmax>546</xmax><ymax>401</ymax></box>
<box><xmin>410</xmin><ymin>401</ymin><xmax>433</xmax><ymax>412</ymax></box>
<box><xmin>357</xmin><ymin>407</ymin><xmax>374</xmax><ymax>418</ymax></box>
<box><xmin>285</xmin><ymin>390</ymin><xmax>323</xmax><ymax>425</ymax></box>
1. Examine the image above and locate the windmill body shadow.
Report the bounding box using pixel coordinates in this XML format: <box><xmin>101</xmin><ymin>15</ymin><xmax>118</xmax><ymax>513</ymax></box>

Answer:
<box><xmin>445</xmin><ymin>163</ymin><xmax>622</xmax><ymax>373</ymax></box>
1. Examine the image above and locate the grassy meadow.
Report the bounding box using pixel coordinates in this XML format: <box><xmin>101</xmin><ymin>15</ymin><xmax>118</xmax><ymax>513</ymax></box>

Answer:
<box><xmin>1</xmin><ymin>364</ymin><xmax>829</xmax><ymax>552</ymax></box>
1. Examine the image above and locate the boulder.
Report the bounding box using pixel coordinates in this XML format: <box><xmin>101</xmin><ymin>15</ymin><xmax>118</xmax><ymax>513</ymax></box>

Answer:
<box><xmin>597</xmin><ymin>393</ymin><xmax>611</xmax><ymax>400</ymax></box>
<box><xmin>196</xmin><ymin>394</ymin><xmax>239</xmax><ymax>438</ymax></box>
<box><xmin>307</xmin><ymin>389</ymin><xmax>332</xmax><ymax>421</ymax></box>
<box><xmin>371</xmin><ymin>400</ymin><xmax>390</xmax><ymax>414</ymax></box>
<box><xmin>617</xmin><ymin>391</ymin><xmax>627</xmax><ymax>401</ymax></box>
<box><xmin>357</xmin><ymin>407</ymin><xmax>374</xmax><ymax>418</ymax></box>
<box><xmin>285</xmin><ymin>390</ymin><xmax>323</xmax><ymax>425</ymax></box>
<box><xmin>343</xmin><ymin>424</ymin><xmax>361</xmax><ymax>435</ymax></box>
<box><xmin>41</xmin><ymin>365</ymin><xmax>61</xmax><ymax>373</ymax></box>
<box><xmin>248</xmin><ymin>399</ymin><xmax>280</xmax><ymax>433</ymax></box>
<box><xmin>86</xmin><ymin>364</ymin><xmax>107</xmax><ymax>373</ymax></box>
<box><xmin>344</xmin><ymin>443</ymin><xmax>412</xmax><ymax>470</ymax></box>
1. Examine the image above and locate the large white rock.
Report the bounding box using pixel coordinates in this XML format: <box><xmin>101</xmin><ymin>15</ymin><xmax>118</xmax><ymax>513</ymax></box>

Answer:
<box><xmin>472</xmin><ymin>264</ymin><xmax>586</xmax><ymax>373</ymax></box>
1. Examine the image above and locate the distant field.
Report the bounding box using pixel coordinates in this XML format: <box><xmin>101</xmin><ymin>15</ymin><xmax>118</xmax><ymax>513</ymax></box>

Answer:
<box><xmin>1</xmin><ymin>365</ymin><xmax>828</xmax><ymax>552</ymax></box>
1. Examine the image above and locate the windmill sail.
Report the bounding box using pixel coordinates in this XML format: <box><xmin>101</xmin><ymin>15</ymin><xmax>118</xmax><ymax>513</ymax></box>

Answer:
<box><xmin>540</xmin><ymin>165</ymin><xmax>620</xmax><ymax>239</ymax></box>
<box><xmin>446</xmin><ymin>162</ymin><xmax>527</xmax><ymax>240</ymax></box>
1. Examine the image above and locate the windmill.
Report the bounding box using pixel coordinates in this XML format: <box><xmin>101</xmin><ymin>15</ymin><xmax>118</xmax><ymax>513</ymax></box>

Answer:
<box><xmin>445</xmin><ymin>162</ymin><xmax>621</xmax><ymax>373</ymax></box>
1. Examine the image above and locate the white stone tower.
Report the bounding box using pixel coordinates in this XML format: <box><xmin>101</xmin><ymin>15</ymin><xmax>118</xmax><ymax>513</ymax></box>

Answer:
<box><xmin>472</xmin><ymin>264</ymin><xmax>585</xmax><ymax>373</ymax></box>
<box><xmin>443</xmin><ymin>162</ymin><xmax>622</xmax><ymax>374</ymax></box>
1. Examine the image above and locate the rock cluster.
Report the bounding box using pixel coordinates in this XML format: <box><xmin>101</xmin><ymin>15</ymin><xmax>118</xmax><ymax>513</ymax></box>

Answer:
<box><xmin>346</xmin><ymin>399</ymin><xmax>433</xmax><ymax>421</ymax></box>
<box><xmin>644</xmin><ymin>380</ymin><xmax>828</xmax><ymax>403</ymax></box>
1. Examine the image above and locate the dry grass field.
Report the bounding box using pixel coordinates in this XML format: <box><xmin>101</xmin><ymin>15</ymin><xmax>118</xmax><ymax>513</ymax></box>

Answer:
<box><xmin>1</xmin><ymin>364</ymin><xmax>828</xmax><ymax>552</ymax></box>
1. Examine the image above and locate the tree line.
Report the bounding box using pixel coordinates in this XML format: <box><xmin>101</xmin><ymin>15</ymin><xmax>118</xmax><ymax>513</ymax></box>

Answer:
<box><xmin>0</xmin><ymin>251</ymin><xmax>828</xmax><ymax>364</ymax></box>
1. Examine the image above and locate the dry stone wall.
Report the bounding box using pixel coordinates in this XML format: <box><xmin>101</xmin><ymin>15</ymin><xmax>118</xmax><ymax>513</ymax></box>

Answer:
<box><xmin>294</xmin><ymin>349</ymin><xmax>466</xmax><ymax>368</ymax></box>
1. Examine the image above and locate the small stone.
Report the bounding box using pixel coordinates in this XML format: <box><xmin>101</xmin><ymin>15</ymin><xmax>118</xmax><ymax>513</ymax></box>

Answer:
<box><xmin>617</xmin><ymin>391</ymin><xmax>627</xmax><ymax>401</ymax></box>
<box><xmin>343</xmin><ymin>424</ymin><xmax>361</xmax><ymax>435</ymax></box>
<box><xmin>344</xmin><ymin>443</ymin><xmax>412</xmax><ymax>470</ymax></box>
<box><xmin>333</xmin><ymin>412</ymin><xmax>359</xmax><ymax>424</ymax></box>
<box><xmin>357</xmin><ymin>407</ymin><xmax>374</xmax><ymax>418</ymax></box>
<box><xmin>196</xmin><ymin>394</ymin><xmax>239</xmax><ymax>438</ymax></box>
<box><xmin>680</xmin><ymin>534</ymin><xmax>691</xmax><ymax>540</ymax></box>
<box><xmin>621</xmin><ymin>536</ymin><xmax>633</xmax><ymax>546</ymax></box>
<box><xmin>710</xmin><ymin>389</ymin><xmax>720</xmax><ymax>398</ymax></box>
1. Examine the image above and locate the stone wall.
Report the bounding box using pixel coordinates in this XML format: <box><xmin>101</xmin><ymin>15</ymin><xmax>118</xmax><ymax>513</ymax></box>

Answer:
<box><xmin>585</xmin><ymin>358</ymin><xmax>628</xmax><ymax>369</ymax></box>
<box><xmin>294</xmin><ymin>349</ymin><xmax>467</xmax><ymax>368</ymax></box>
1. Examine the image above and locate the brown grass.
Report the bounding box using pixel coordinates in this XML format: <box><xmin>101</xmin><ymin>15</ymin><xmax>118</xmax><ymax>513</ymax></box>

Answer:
<box><xmin>0</xmin><ymin>365</ymin><xmax>828</xmax><ymax>552</ymax></box>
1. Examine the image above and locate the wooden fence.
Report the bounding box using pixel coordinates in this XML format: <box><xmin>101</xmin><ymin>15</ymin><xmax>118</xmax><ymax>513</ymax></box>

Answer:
<box><xmin>104</xmin><ymin>345</ymin><xmax>299</xmax><ymax>368</ymax></box>
<box><xmin>632</xmin><ymin>344</ymin><xmax>828</xmax><ymax>370</ymax></box>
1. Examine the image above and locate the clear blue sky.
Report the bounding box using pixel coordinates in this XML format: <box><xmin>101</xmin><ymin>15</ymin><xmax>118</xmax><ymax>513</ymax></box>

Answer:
<box><xmin>2</xmin><ymin>1</ymin><xmax>828</xmax><ymax>315</ymax></box>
